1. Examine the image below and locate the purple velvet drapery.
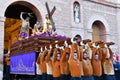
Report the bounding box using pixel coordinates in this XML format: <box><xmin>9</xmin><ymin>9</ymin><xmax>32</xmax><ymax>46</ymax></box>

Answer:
<box><xmin>10</xmin><ymin>52</ymin><xmax>36</xmax><ymax>75</ymax></box>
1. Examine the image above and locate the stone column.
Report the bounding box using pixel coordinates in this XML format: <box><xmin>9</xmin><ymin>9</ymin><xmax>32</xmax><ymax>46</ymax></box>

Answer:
<box><xmin>0</xmin><ymin>16</ymin><xmax>5</xmax><ymax>75</ymax></box>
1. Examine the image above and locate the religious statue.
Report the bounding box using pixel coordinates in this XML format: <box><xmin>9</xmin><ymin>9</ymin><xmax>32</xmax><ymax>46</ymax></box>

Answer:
<box><xmin>74</xmin><ymin>4</ymin><xmax>80</xmax><ymax>23</ymax></box>
<box><xmin>42</xmin><ymin>14</ymin><xmax>53</xmax><ymax>34</ymax></box>
<box><xmin>42</xmin><ymin>2</ymin><xmax>56</xmax><ymax>36</ymax></box>
<box><xmin>32</xmin><ymin>21</ymin><xmax>42</xmax><ymax>36</ymax></box>
<box><xmin>19</xmin><ymin>12</ymin><xmax>32</xmax><ymax>39</ymax></box>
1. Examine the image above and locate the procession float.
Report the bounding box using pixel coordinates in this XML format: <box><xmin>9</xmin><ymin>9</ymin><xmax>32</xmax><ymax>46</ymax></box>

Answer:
<box><xmin>10</xmin><ymin>2</ymin><xmax>69</xmax><ymax>75</ymax></box>
<box><xmin>9</xmin><ymin>2</ymin><xmax>116</xmax><ymax>78</ymax></box>
<box><xmin>10</xmin><ymin>32</ymin><xmax>68</xmax><ymax>75</ymax></box>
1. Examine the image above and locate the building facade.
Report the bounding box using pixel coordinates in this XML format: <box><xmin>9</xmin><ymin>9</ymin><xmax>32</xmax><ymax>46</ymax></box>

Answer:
<box><xmin>0</xmin><ymin>0</ymin><xmax>120</xmax><ymax>74</ymax></box>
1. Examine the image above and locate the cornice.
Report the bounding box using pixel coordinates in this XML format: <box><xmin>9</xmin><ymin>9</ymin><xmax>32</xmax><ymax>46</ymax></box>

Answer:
<box><xmin>86</xmin><ymin>0</ymin><xmax>120</xmax><ymax>8</ymax></box>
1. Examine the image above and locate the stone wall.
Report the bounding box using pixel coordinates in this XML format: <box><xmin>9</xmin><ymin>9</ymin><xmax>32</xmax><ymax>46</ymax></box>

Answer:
<box><xmin>83</xmin><ymin>0</ymin><xmax>118</xmax><ymax>45</ymax></box>
<box><xmin>0</xmin><ymin>16</ymin><xmax>5</xmax><ymax>72</ymax></box>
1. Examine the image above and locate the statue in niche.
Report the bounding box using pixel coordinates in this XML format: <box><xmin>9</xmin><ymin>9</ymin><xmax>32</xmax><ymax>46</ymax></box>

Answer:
<box><xmin>74</xmin><ymin>3</ymin><xmax>80</xmax><ymax>23</ymax></box>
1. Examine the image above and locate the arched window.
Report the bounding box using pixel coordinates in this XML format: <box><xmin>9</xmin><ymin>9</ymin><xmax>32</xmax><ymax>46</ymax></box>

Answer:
<box><xmin>92</xmin><ymin>21</ymin><xmax>106</xmax><ymax>41</ymax></box>
<box><xmin>92</xmin><ymin>24</ymin><xmax>100</xmax><ymax>41</ymax></box>
<box><xmin>73</xmin><ymin>2</ymin><xmax>80</xmax><ymax>23</ymax></box>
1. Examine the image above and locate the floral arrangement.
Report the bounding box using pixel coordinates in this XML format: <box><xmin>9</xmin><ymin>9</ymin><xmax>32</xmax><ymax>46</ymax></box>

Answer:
<box><xmin>19</xmin><ymin>32</ymin><xmax>28</xmax><ymax>38</ymax></box>
<box><xmin>33</xmin><ymin>30</ymin><xmax>67</xmax><ymax>39</ymax></box>
<box><xmin>12</xmin><ymin>30</ymin><xmax>68</xmax><ymax>45</ymax></box>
